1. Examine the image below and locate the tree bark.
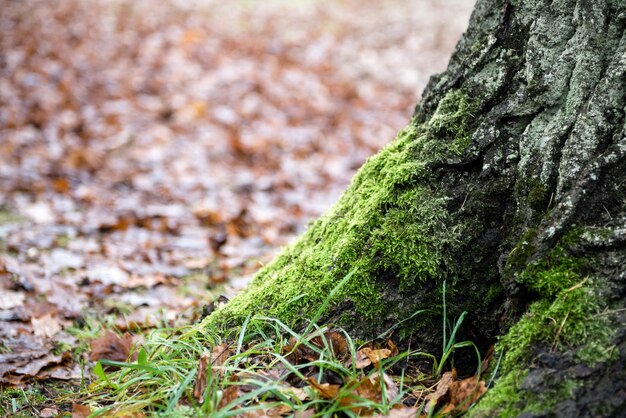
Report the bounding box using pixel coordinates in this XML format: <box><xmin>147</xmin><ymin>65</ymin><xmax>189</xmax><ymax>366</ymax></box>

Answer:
<box><xmin>208</xmin><ymin>0</ymin><xmax>626</xmax><ymax>415</ymax></box>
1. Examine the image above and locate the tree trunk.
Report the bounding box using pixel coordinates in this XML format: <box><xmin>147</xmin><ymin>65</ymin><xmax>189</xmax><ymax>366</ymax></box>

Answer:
<box><xmin>208</xmin><ymin>0</ymin><xmax>626</xmax><ymax>415</ymax></box>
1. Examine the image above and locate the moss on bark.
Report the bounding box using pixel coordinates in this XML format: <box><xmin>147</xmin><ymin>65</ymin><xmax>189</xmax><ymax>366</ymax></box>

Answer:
<box><xmin>201</xmin><ymin>0</ymin><xmax>626</xmax><ymax>415</ymax></box>
<box><xmin>207</xmin><ymin>88</ymin><xmax>481</xmax><ymax>339</ymax></box>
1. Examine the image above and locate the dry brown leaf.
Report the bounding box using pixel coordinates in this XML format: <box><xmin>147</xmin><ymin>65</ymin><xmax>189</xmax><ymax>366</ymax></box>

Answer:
<box><xmin>350</xmin><ymin>376</ymin><xmax>381</xmax><ymax>403</ymax></box>
<box><xmin>355</xmin><ymin>348</ymin><xmax>372</xmax><ymax>369</ymax></box>
<box><xmin>327</xmin><ymin>331</ymin><xmax>348</xmax><ymax>357</ymax></box>
<box><xmin>72</xmin><ymin>403</ymin><xmax>91</xmax><ymax>418</ymax></box>
<box><xmin>293</xmin><ymin>410</ymin><xmax>316</xmax><ymax>418</ymax></box>
<box><xmin>218</xmin><ymin>385</ymin><xmax>241</xmax><ymax>409</ymax></box>
<box><xmin>32</xmin><ymin>313</ymin><xmax>62</xmax><ymax>338</ymax></box>
<box><xmin>40</xmin><ymin>407</ymin><xmax>59</xmax><ymax>418</ymax></box>
<box><xmin>284</xmin><ymin>337</ymin><xmax>318</xmax><ymax>364</ymax></box>
<box><xmin>211</xmin><ymin>342</ymin><xmax>231</xmax><ymax>377</ymax></box>
<box><xmin>386</xmin><ymin>339</ymin><xmax>399</xmax><ymax>357</ymax></box>
<box><xmin>448</xmin><ymin>376</ymin><xmax>487</xmax><ymax>412</ymax></box>
<box><xmin>12</xmin><ymin>351</ymin><xmax>71</xmax><ymax>379</ymax></box>
<box><xmin>357</xmin><ymin>347</ymin><xmax>391</xmax><ymax>367</ymax></box>
<box><xmin>481</xmin><ymin>345</ymin><xmax>495</xmax><ymax>374</ymax></box>
<box><xmin>193</xmin><ymin>352</ymin><xmax>210</xmax><ymax>402</ymax></box>
<box><xmin>38</xmin><ymin>362</ymin><xmax>83</xmax><ymax>380</ymax></box>
<box><xmin>378</xmin><ymin>406</ymin><xmax>420</xmax><ymax>418</ymax></box>
<box><xmin>89</xmin><ymin>330</ymin><xmax>134</xmax><ymax>363</ymax></box>
<box><xmin>0</xmin><ymin>290</ymin><xmax>25</xmax><ymax>310</ymax></box>
<box><xmin>265</xmin><ymin>404</ymin><xmax>294</xmax><ymax>416</ymax></box>
<box><xmin>425</xmin><ymin>368</ymin><xmax>457</xmax><ymax>413</ymax></box>
<box><xmin>308</xmin><ymin>377</ymin><xmax>340</xmax><ymax>399</ymax></box>
<box><xmin>288</xmin><ymin>387</ymin><xmax>310</xmax><ymax>401</ymax></box>
<box><xmin>371</xmin><ymin>371</ymin><xmax>399</xmax><ymax>403</ymax></box>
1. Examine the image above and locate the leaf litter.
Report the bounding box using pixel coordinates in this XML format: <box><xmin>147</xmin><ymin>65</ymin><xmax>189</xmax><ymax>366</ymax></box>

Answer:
<box><xmin>0</xmin><ymin>0</ymin><xmax>476</xmax><ymax>413</ymax></box>
<box><xmin>185</xmin><ymin>327</ymin><xmax>490</xmax><ymax>417</ymax></box>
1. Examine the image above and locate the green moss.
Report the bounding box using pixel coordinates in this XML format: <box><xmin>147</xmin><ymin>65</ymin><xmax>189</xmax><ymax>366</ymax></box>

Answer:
<box><xmin>504</xmin><ymin>227</ymin><xmax>538</xmax><ymax>273</ymax></box>
<box><xmin>484</xmin><ymin>283</ymin><xmax>504</xmax><ymax>305</ymax></box>
<box><xmin>204</xmin><ymin>89</ymin><xmax>480</xmax><ymax>334</ymax></box>
<box><xmin>516</xmin><ymin>246</ymin><xmax>583</xmax><ymax>297</ymax></box>
<box><xmin>472</xmin><ymin>370</ymin><xmax>526</xmax><ymax>417</ymax></box>
<box><xmin>428</xmin><ymin>89</ymin><xmax>479</xmax><ymax>155</ymax></box>
<box><xmin>472</xmin><ymin>243</ymin><xmax>614</xmax><ymax>416</ymax></box>
<box><xmin>526</xmin><ymin>181</ymin><xmax>549</xmax><ymax>212</ymax></box>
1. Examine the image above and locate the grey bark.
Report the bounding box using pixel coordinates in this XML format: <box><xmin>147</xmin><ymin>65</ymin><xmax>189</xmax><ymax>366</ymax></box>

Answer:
<box><xmin>413</xmin><ymin>0</ymin><xmax>626</xmax><ymax>415</ymax></box>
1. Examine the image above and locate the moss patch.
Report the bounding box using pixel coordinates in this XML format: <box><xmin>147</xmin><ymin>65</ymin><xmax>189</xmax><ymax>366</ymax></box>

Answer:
<box><xmin>205</xmin><ymin>89</ymin><xmax>480</xmax><ymax>335</ymax></box>
<box><xmin>428</xmin><ymin>89</ymin><xmax>479</xmax><ymax>155</ymax></box>
<box><xmin>471</xmin><ymin>242</ymin><xmax>615</xmax><ymax>416</ymax></box>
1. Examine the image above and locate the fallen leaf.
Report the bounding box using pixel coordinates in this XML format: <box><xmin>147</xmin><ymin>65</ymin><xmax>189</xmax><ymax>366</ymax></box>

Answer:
<box><xmin>308</xmin><ymin>376</ymin><xmax>340</xmax><ymax>399</ymax></box>
<box><xmin>288</xmin><ymin>386</ymin><xmax>310</xmax><ymax>402</ymax></box>
<box><xmin>481</xmin><ymin>345</ymin><xmax>494</xmax><ymax>374</ymax></box>
<box><xmin>193</xmin><ymin>352</ymin><xmax>210</xmax><ymax>402</ymax></box>
<box><xmin>14</xmin><ymin>352</ymin><xmax>71</xmax><ymax>379</ymax></box>
<box><xmin>284</xmin><ymin>337</ymin><xmax>318</xmax><ymax>364</ymax></box>
<box><xmin>378</xmin><ymin>406</ymin><xmax>420</xmax><ymax>418</ymax></box>
<box><xmin>87</xmin><ymin>264</ymin><xmax>129</xmax><ymax>286</ymax></box>
<box><xmin>219</xmin><ymin>385</ymin><xmax>241</xmax><ymax>409</ymax></box>
<box><xmin>293</xmin><ymin>410</ymin><xmax>316</xmax><ymax>418</ymax></box>
<box><xmin>72</xmin><ymin>403</ymin><xmax>91</xmax><ymax>418</ymax></box>
<box><xmin>210</xmin><ymin>342</ymin><xmax>231</xmax><ymax>377</ymax></box>
<box><xmin>312</xmin><ymin>331</ymin><xmax>348</xmax><ymax>358</ymax></box>
<box><xmin>425</xmin><ymin>369</ymin><xmax>456</xmax><ymax>413</ymax></box>
<box><xmin>38</xmin><ymin>362</ymin><xmax>83</xmax><ymax>380</ymax></box>
<box><xmin>32</xmin><ymin>313</ymin><xmax>62</xmax><ymax>338</ymax></box>
<box><xmin>371</xmin><ymin>371</ymin><xmax>399</xmax><ymax>403</ymax></box>
<box><xmin>0</xmin><ymin>290</ymin><xmax>25</xmax><ymax>309</ymax></box>
<box><xmin>89</xmin><ymin>330</ymin><xmax>134</xmax><ymax>363</ymax></box>
<box><xmin>386</xmin><ymin>339</ymin><xmax>399</xmax><ymax>357</ymax></box>
<box><xmin>355</xmin><ymin>348</ymin><xmax>372</xmax><ymax>369</ymax></box>
<box><xmin>448</xmin><ymin>376</ymin><xmax>487</xmax><ymax>412</ymax></box>
<box><xmin>354</xmin><ymin>376</ymin><xmax>381</xmax><ymax>402</ymax></box>
<box><xmin>40</xmin><ymin>407</ymin><xmax>59</xmax><ymax>417</ymax></box>
<box><xmin>356</xmin><ymin>347</ymin><xmax>391</xmax><ymax>368</ymax></box>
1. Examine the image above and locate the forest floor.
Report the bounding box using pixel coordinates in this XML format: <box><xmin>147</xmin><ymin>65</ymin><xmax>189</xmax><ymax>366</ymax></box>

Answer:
<box><xmin>0</xmin><ymin>0</ymin><xmax>473</xmax><ymax>415</ymax></box>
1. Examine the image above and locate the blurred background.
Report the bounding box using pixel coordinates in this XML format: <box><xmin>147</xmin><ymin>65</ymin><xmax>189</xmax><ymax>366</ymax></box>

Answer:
<box><xmin>0</xmin><ymin>0</ymin><xmax>474</xmax><ymax>381</ymax></box>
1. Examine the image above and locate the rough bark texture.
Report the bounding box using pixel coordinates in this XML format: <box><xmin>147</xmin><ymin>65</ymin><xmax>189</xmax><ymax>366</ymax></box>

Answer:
<box><xmin>208</xmin><ymin>0</ymin><xmax>626</xmax><ymax>415</ymax></box>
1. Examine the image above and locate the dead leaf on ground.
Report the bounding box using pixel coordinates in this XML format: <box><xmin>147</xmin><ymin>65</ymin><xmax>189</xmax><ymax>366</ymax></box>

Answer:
<box><xmin>212</xmin><ymin>342</ymin><xmax>231</xmax><ymax>366</ymax></box>
<box><xmin>193</xmin><ymin>352</ymin><xmax>210</xmax><ymax>402</ymax></box>
<box><xmin>310</xmin><ymin>331</ymin><xmax>349</xmax><ymax>358</ymax></box>
<box><xmin>284</xmin><ymin>337</ymin><xmax>318</xmax><ymax>364</ymax></box>
<box><xmin>38</xmin><ymin>361</ymin><xmax>83</xmax><ymax>381</ymax></box>
<box><xmin>371</xmin><ymin>371</ymin><xmax>399</xmax><ymax>403</ymax></box>
<box><xmin>0</xmin><ymin>290</ymin><xmax>25</xmax><ymax>309</ymax></box>
<box><xmin>293</xmin><ymin>410</ymin><xmax>316</xmax><ymax>418</ymax></box>
<box><xmin>378</xmin><ymin>406</ymin><xmax>421</xmax><ymax>418</ymax></box>
<box><xmin>481</xmin><ymin>345</ymin><xmax>494</xmax><ymax>374</ymax></box>
<box><xmin>288</xmin><ymin>386</ymin><xmax>310</xmax><ymax>402</ymax></box>
<box><xmin>89</xmin><ymin>330</ymin><xmax>135</xmax><ymax>363</ymax></box>
<box><xmin>448</xmin><ymin>375</ymin><xmax>487</xmax><ymax>413</ymax></box>
<box><xmin>259</xmin><ymin>404</ymin><xmax>294</xmax><ymax>417</ymax></box>
<box><xmin>425</xmin><ymin>368</ymin><xmax>456</xmax><ymax>413</ymax></box>
<box><xmin>340</xmin><ymin>376</ymin><xmax>381</xmax><ymax>414</ymax></box>
<box><xmin>307</xmin><ymin>376</ymin><xmax>341</xmax><ymax>399</ymax></box>
<box><xmin>40</xmin><ymin>407</ymin><xmax>59</xmax><ymax>418</ymax></box>
<box><xmin>32</xmin><ymin>313</ymin><xmax>63</xmax><ymax>338</ymax></box>
<box><xmin>218</xmin><ymin>385</ymin><xmax>241</xmax><ymax>410</ymax></box>
<box><xmin>71</xmin><ymin>403</ymin><xmax>91</xmax><ymax>418</ymax></box>
<box><xmin>356</xmin><ymin>347</ymin><xmax>391</xmax><ymax>369</ymax></box>
<box><xmin>386</xmin><ymin>339</ymin><xmax>399</xmax><ymax>357</ymax></box>
<box><xmin>0</xmin><ymin>349</ymin><xmax>73</xmax><ymax>384</ymax></box>
<box><xmin>355</xmin><ymin>348</ymin><xmax>372</xmax><ymax>369</ymax></box>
